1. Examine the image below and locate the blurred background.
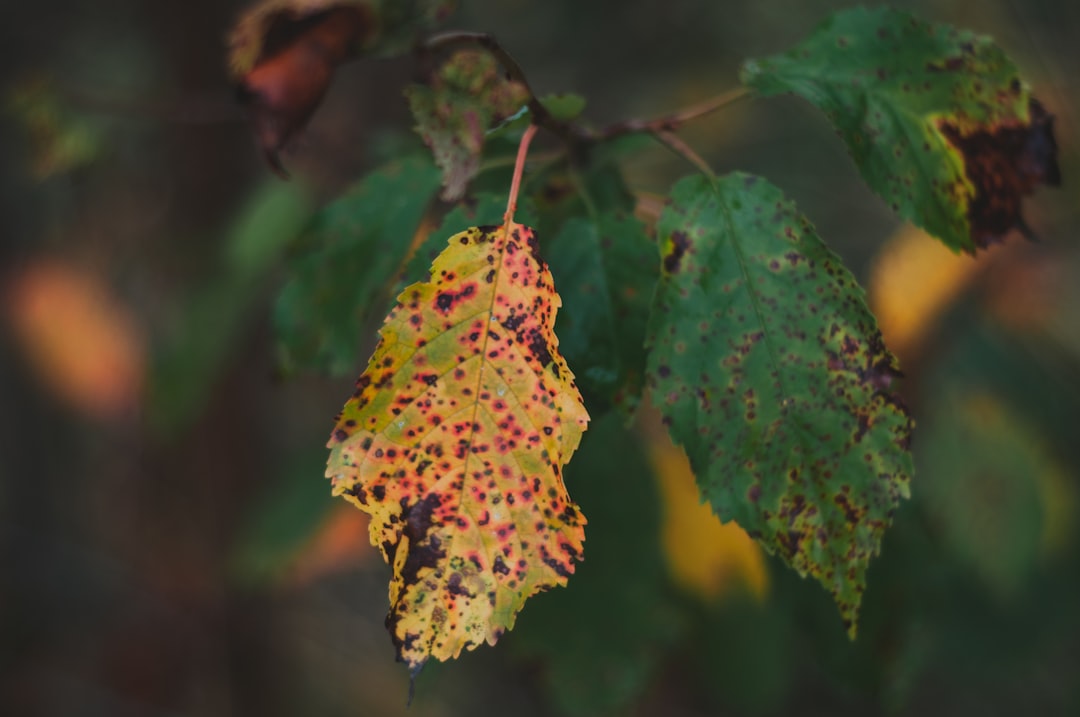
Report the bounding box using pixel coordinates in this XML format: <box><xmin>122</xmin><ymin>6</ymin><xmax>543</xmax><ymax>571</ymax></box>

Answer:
<box><xmin>1</xmin><ymin>0</ymin><xmax>1078</xmax><ymax>715</ymax></box>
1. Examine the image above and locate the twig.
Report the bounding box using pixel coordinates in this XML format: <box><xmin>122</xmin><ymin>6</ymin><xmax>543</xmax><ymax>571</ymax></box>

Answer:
<box><xmin>588</xmin><ymin>86</ymin><xmax>750</xmax><ymax>141</ymax></box>
<box><xmin>422</xmin><ymin>32</ymin><xmax>749</xmax><ymax>151</ymax></box>
<box><xmin>422</xmin><ymin>32</ymin><xmax>748</xmax><ymax>184</ymax></box>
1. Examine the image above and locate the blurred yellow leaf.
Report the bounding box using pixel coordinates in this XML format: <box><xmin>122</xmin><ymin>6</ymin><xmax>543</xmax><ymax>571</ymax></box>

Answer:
<box><xmin>868</xmin><ymin>225</ymin><xmax>984</xmax><ymax>357</ymax></box>
<box><xmin>5</xmin><ymin>261</ymin><xmax>144</xmax><ymax>418</ymax></box>
<box><xmin>645</xmin><ymin>410</ymin><xmax>767</xmax><ymax>602</ymax></box>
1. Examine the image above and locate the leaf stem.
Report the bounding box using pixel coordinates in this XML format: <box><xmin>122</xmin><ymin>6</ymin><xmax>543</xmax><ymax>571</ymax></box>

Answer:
<box><xmin>654</xmin><ymin>130</ymin><xmax>716</xmax><ymax>180</ymax></box>
<box><xmin>588</xmin><ymin>87</ymin><xmax>751</xmax><ymax>142</ymax></box>
<box><xmin>506</xmin><ymin>124</ymin><xmax>539</xmax><ymax>223</ymax></box>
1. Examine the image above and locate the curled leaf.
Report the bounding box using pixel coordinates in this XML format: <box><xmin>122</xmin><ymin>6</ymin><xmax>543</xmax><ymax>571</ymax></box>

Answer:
<box><xmin>406</xmin><ymin>49</ymin><xmax>530</xmax><ymax>200</ymax></box>
<box><xmin>229</xmin><ymin>0</ymin><xmax>456</xmax><ymax>174</ymax></box>
<box><xmin>326</xmin><ymin>220</ymin><xmax>588</xmax><ymax>674</ymax></box>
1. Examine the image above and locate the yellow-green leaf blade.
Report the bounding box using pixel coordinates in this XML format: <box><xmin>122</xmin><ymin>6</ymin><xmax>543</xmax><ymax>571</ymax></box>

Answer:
<box><xmin>327</xmin><ymin>221</ymin><xmax>588</xmax><ymax>672</ymax></box>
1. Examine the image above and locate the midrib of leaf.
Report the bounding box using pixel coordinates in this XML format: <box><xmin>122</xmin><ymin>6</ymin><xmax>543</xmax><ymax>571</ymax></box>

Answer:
<box><xmin>704</xmin><ymin>178</ymin><xmax>836</xmax><ymax>494</ymax></box>
<box><xmin>444</xmin><ymin>222</ymin><xmax>545</xmax><ymax>575</ymax></box>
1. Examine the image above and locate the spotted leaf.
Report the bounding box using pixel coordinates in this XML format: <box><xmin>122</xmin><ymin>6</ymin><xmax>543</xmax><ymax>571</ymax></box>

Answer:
<box><xmin>326</xmin><ymin>220</ymin><xmax>589</xmax><ymax>674</ymax></box>
<box><xmin>646</xmin><ymin>174</ymin><xmax>913</xmax><ymax>636</ymax></box>
<box><xmin>406</xmin><ymin>50</ymin><xmax>531</xmax><ymax>200</ymax></box>
<box><xmin>741</xmin><ymin>6</ymin><xmax>1060</xmax><ymax>253</ymax></box>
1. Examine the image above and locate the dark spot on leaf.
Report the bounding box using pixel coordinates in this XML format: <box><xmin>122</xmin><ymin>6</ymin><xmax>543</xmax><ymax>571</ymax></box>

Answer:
<box><xmin>492</xmin><ymin>555</ymin><xmax>510</xmax><ymax>576</ymax></box>
<box><xmin>938</xmin><ymin>98</ymin><xmax>1060</xmax><ymax>250</ymax></box>
<box><xmin>664</xmin><ymin>231</ymin><xmax>690</xmax><ymax>273</ymax></box>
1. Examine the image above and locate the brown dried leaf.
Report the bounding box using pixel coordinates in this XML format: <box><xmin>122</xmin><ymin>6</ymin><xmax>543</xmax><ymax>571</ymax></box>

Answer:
<box><xmin>228</xmin><ymin>0</ymin><xmax>455</xmax><ymax>175</ymax></box>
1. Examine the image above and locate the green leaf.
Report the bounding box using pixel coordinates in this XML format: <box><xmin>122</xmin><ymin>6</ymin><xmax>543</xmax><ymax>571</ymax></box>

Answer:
<box><xmin>511</xmin><ymin>415</ymin><xmax>679</xmax><ymax>716</ymax></box>
<box><xmin>540</xmin><ymin>92</ymin><xmax>587</xmax><ymax>122</ymax></box>
<box><xmin>274</xmin><ymin>157</ymin><xmax>441</xmax><ymax>375</ymax></box>
<box><xmin>488</xmin><ymin>92</ymin><xmax>587</xmax><ymax>137</ymax></box>
<box><xmin>646</xmin><ymin>173</ymin><xmax>913</xmax><ymax>636</ymax></box>
<box><xmin>741</xmin><ymin>6</ymin><xmax>1060</xmax><ymax>253</ymax></box>
<box><xmin>406</xmin><ymin>49</ymin><xmax>531</xmax><ymax>200</ymax></box>
<box><xmin>546</xmin><ymin>171</ymin><xmax>657</xmax><ymax>414</ymax></box>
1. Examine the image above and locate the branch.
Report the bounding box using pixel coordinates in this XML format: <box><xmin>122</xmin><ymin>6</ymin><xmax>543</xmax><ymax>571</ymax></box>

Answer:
<box><xmin>587</xmin><ymin>87</ymin><xmax>750</xmax><ymax>142</ymax></box>
<box><xmin>420</xmin><ymin>32</ymin><xmax>749</xmax><ymax>181</ymax></box>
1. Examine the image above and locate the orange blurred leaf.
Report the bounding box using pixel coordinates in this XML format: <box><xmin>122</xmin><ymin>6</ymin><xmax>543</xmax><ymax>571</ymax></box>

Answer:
<box><xmin>5</xmin><ymin>261</ymin><xmax>144</xmax><ymax>419</ymax></box>
<box><xmin>869</xmin><ymin>225</ymin><xmax>985</xmax><ymax>357</ymax></box>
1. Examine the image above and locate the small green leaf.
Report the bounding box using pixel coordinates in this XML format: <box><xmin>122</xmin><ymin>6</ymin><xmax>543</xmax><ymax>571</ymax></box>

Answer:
<box><xmin>406</xmin><ymin>49</ymin><xmax>530</xmax><ymax>200</ymax></box>
<box><xmin>646</xmin><ymin>173</ymin><xmax>913</xmax><ymax>636</ymax></box>
<box><xmin>274</xmin><ymin>157</ymin><xmax>441</xmax><ymax>375</ymax></box>
<box><xmin>487</xmin><ymin>92</ymin><xmax>586</xmax><ymax>137</ymax></box>
<box><xmin>741</xmin><ymin>6</ymin><xmax>1060</xmax><ymax>253</ymax></box>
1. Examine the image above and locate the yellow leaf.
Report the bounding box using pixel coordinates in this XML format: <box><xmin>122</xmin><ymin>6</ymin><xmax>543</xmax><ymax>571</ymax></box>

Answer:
<box><xmin>326</xmin><ymin>220</ymin><xmax>588</xmax><ymax>674</ymax></box>
<box><xmin>645</xmin><ymin>410</ymin><xmax>768</xmax><ymax>602</ymax></box>
<box><xmin>868</xmin><ymin>225</ymin><xmax>984</xmax><ymax>357</ymax></box>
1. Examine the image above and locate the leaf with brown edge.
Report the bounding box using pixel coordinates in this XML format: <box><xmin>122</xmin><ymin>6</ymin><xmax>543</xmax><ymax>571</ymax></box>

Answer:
<box><xmin>646</xmin><ymin>173</ymin><xmax>913</xmax><ymax>638</ymax></box>
<box><xmin>741</xmin><ymin>6</ymin><xmax>1061</xmax><ymax>253</ymax></box>
<box><xmin>228</xmin><ymin>0</ymin><xmax>455</xmax><ymax>174</ymax></box>
<box><xmin>326</xmin><ymin>220</ymin><xmax>589</xmax><ymax>676</ymax></box>
<box><xmin>406</xmin><ymin>49</ymin><xmax>530</xmax><ymax>200</ymax></box>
